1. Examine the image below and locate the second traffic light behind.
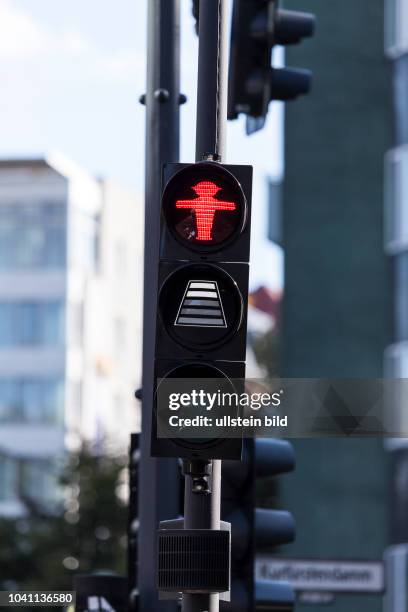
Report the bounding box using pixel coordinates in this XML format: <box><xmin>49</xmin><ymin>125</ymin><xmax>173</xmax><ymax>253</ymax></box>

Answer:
<box><xmin>222</xmin><ymin>439</ymin><xmax>296</xmax><ymax>611</ymax></box>
<box><xmin>228</xmin><ymin>0</ymin><xmax>316</xmax><ymax>133</ymax></box>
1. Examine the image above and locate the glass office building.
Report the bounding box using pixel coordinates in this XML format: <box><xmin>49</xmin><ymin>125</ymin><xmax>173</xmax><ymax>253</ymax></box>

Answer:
<box><xmin>0</xmin><ymin>155</ymin><xmax>143</xmax><ymax>516</ymax></box>
<box><xmin>279</xmin><ymin>1</ymin><xmax>392</xmax><ymax>611</ymax></box>
<box><xmin>383</xmin><ymin>2</ymin><xmax>408</xmax><ymax>609</ymax></box>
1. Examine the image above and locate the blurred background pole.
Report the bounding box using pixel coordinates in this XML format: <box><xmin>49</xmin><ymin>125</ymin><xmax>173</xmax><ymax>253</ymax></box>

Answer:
<box><xmin>139</xmin><ymin>1</ymin><xmax>181</xmax><ymax>611</ymax></box>
<box><xmin>181</xmin><ymin>2</ymin><xmax>229</xmax><ymax>612</ymax></box>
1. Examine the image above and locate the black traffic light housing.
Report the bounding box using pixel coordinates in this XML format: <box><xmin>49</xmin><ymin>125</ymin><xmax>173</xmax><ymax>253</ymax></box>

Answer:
<box><xmin>160</xmin><ymin>163</ymin><xmax>252</xmax><ymax>262</ymax></box>
<box><xmin>228</xmin><ymin>0</ymin><xmax>275</xmax><ymax>120</ymax></box>
<box><xmin>156</xmin><ymin>261</ymin><xmax>248</xmax><ymax>362</ymax></box>
<box><xmin>228</xmin><ymin>0</ymin><xmax>316</xmax><ymax>132</ymax></box>
<box><xmin>151</xmin><ymin>161</ymin><xmax>253</xmax><ymax>461</ymax></box>
<box><xmin>151</xmin><ymin>358</ymin><xmax>244</xmax><ymax>460</ymax></box>
<box><xmin>274</xmin><ymin>9</ymin><xmax>315</xmax><ymax>45</ymax></box>
<box><xmin>221</xmin><ymin>439</ymin><xmax>296</xmax><ymax>611</ymax></box>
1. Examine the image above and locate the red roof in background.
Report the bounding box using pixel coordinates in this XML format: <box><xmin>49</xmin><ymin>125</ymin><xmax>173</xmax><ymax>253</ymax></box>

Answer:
<box><xmin>249</xmin><ymin>286</ymin><xmax>282</xmax><ymax>324</ymax></box>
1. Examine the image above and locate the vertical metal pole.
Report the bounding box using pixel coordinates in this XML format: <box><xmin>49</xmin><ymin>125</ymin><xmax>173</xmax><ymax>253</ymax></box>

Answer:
<box><xmin>139</xmin><ymin>1</ymin><xmax>181</xmax><ymax>611</ymax></box>
<box><xmin>182</xmin><ymin>462</ymin><xmax>222</xmax><ymax>612</ymax></box>
<box><xmin>195</xmin><ymin>0</ymin><xmax>229</xmax><ymax>162</ymax></box>
<box><xmin>182</xmin><ymin>2</ymin><xmax>229</xmax><ymax>612</ymax></box>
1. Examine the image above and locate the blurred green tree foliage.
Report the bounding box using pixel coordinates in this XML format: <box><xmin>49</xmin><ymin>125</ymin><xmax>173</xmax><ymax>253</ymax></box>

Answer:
<box><xmin>0</xmin><ymin>444</ymin><xmax>128</xmax><ymax>592</ymax></box>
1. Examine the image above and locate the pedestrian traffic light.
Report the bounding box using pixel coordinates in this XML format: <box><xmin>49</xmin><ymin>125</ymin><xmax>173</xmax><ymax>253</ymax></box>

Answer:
<box><xmin>228</xmin><ymin>0</ymin><xmax>316</xmax><ymax>133</ymax></box>
<box><xmin>221</xmin><ymin>439</ymin><xmax>296</xmax><ymax>611</ymax></box>
<box><xmin>151</xmin><ymin>162</ymin><xmax>253</xmax><ymax>461</ymax></box>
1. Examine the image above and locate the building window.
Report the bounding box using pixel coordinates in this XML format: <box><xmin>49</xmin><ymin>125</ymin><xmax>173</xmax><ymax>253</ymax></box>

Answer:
<box><xmin>0</xmin><ymin>455</ymin><xmax>16</xmax><ymax>501</ymax></box>
<box><xmin>385</xmin><ymin>145</ymin><xmax>408</xmax><ymax>254</ymax></box>
<box><xmin>71</xmin><ymin>210</ymin><xmax>99</xmax><ymax>272</ymax></box>
<box><xmin>0</xmin><ymin>301</ymin><xmax>65</xmax><ymax>346</ymax></box>
<box><xmin>68</xmin><ymin>380</ymin><xmax>82</xmax><ymax>425</ymax></box>
<box><xmin>395</xmin><ymin>253</ymin><xmax>408</xmax><ymax>342</ymax></box>
<box><xmin>114</xmin><ymin>240</ymin><xmax>127</xmax><ymax>277</ymax></box>
<box><xmin>69</xmin><ymin>302</ymin><xmax>84</xmax><ymax>347</ymax></box>
<box><xmin>385</xmin><ymin>0</ymin><xmax>408</xmax><ymax>57</ymax></box>
<box><xmin>0</xmin><ymin>380</ymin><xmax>19</xmax><ymax>422</ymax></box>
<box><xmin>20</xmin><ymin>460</ymin><xmax>58</xmax><ymax>505</ymax></box>
<box><xmin>114</xmin><ymin>317</ymin><xmax>126</xmax><ymax>357</ymax></box>
<box><xmin>0</xmin><ymin>379</ymin><xmax>64</xmax><ymax>425</ymax></box>
<box><xmin>0</xmin><ymin>201</ymin><xmax>66</xmax><ymax>270</ymax></box>
<box><xmin>268</xmin><ymin>179</ymin><xmax>283</xmax><ymax>247</ymax></box>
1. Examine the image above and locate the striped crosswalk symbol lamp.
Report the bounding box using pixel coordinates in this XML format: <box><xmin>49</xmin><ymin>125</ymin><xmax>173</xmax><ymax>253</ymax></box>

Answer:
<box><xmin>175</xmin><ymin>280</ymin><xmax>227</xmax><ymax>328</ymax></box>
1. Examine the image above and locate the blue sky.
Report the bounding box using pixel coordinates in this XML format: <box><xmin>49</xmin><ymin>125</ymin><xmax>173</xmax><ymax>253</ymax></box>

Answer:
<box><xmin>0</xmin><ymin>0</ymin><xmax>284</xmax><ymax>290</ymax></box>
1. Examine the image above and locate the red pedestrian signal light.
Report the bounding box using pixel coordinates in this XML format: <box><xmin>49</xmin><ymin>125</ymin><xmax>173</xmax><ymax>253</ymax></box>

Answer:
<box><xmin>152</xmin><ymin>162</ymin><xmax>252</xmax><ymax>461</ymax></box>
<box><xmin>175</xmin><ymin>181</ymin><xmax>236</xmax><ymax>241</ymax></box>
<box><xmin>163</xmin><ymin>163</ymin><xmax>247</xmax><ymax>251</ymax></box>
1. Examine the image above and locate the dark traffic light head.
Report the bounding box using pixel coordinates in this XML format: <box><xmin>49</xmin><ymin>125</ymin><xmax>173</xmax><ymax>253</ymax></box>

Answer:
<box><xmin>274</xmin><ymin>9</ymin><xmax>316</xmax><ymax>45</ymax></box>
<box><xmin>228</xmin><ymin>0</ymin><xmax>316</xmax><ymax>133</ymax></box>
<box><xmin>221</xmin><ymin>439</ymin><xmax>296</xmax><ymax>611</ymax></box>
<box><xmin>270</xmin><ymin>67</ymin><xmax>312</xmax><ymax>102</ymax></box>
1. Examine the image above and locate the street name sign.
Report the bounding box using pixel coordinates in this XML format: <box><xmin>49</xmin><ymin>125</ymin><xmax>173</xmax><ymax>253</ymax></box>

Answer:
<box><xmin>256</xmin><ymin>556</ymin><xmax>385</xmax><ymax>594</ymax></box>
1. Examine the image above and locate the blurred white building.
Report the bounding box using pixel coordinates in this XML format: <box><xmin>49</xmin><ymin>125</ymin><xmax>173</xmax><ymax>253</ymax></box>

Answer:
<box><xmin>0</xmin><ymin>154</ymin><xmax>143</xmax><ymax>516</ymax></box>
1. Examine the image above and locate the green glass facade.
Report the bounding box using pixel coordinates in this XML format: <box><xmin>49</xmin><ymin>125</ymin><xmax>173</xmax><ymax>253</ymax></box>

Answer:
<box><xmin>279</xmin><ymin>1</ymin><xmax>393</xmax><ymax>609</ymax></box>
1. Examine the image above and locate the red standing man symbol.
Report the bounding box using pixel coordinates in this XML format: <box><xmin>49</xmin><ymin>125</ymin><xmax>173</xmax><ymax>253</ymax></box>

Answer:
<box><xmin>175</xmin><ymin>181</ymin><xmax>236</xmax><ymax>241</ymax></box>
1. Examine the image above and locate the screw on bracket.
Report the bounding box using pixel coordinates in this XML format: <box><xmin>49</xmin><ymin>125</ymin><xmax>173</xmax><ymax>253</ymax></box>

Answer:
<box><xmin>154</xmin><ymin>88</ymin><xmax>170</xmax><ymax>102</ymax></box>
<box><xmin>201</xmin><ymin>153</ymin><xmax>221</xmax><ymax>162</ymax></box>
<box><xmin>182</xmin><ymin>459</ymin><xmax>212</xmax><ymax>494</ymax></box>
